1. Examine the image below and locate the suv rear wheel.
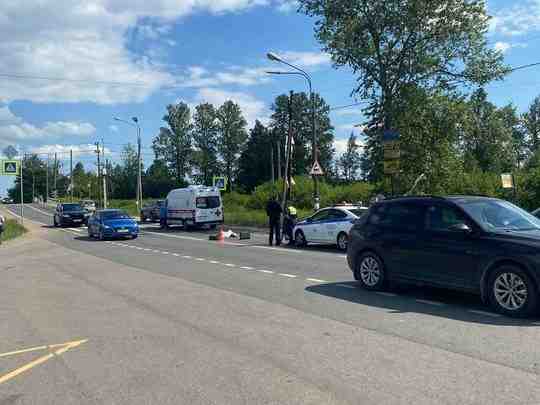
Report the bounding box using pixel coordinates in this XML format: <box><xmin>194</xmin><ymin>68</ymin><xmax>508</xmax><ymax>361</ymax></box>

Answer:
<box><xmin>487</xmin><ymin>265</ymin><xmax>538</xmax><ymax>317</ymax></box>
<box><xmin>355</xmin><ymin>252</ymin><xmax>386</xmax><ymax>291</ymax></box>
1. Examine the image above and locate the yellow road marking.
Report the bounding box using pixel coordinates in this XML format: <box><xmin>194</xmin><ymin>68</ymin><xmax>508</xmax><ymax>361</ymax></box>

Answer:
<box><xmin>0</xmin><ymin>339</ymin><xmax>87</xmax><ymax>385</ymax></box>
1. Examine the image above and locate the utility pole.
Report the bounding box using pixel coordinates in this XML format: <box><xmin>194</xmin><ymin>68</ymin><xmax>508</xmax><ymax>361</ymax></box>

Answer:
<box><xmin>136</xmin><ymin>123</ymin><xmax>143</xmax><ymax>211</ymax></box>
<box><xmin>32</xmin><ymin>173</ymin><xmax>35</xmax><ymax>203</ymax></box>
<box><xmin>46</xmin><ymin>154</ymin><xmax>49</xmax><ymax>204</ymax></box>
<box><xmin>53</xmin><ymin>152</ymin><xmax>57</xmax><ymax>199</ymax></box>
<box><xmin>311</xmin><ymin>92</ymin><xmax>319</xmax><ymax>210</ymax></box>
<box><xmin>95</xmin><ymin>142</ymin><xmax>101</xmax><ymax>208</ymax></box>
<box><xmin>270</xmin><ymin>140</ymin><xmax>275</xmax><ymax>185</ymax></box>
<box><xmin>103</xmin><ymin>160</ymin><xmax>108</xmax><ymax>208</ymax></box>
<box><xmin>20</xmin><ymin>153</ymin><xmax>24</xmax><ymax>224</ymax></box>
<box><xmin>280</xmin><ymin>91</ymin><xmax>294</xmax><ymax>239</ymax></box>
<box><xmin>70</xmin><ymin>149</ymin><xmax>73</xmax><ymax>202</ymax></box>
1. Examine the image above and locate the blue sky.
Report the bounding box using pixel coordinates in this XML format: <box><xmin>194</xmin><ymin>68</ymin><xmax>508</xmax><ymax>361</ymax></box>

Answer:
<box><xmin>1</xmin><ymin>0</ymin><xmax>539</xmax><ymax>195</ymax></box>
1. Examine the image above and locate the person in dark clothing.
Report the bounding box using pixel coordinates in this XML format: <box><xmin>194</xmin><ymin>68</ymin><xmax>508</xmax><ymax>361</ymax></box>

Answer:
<box><xmin>283</xmin><ymin>206</ymin><xmax>298</xmax><ymax>246</ymax></box>
<box><xmin>266</xmin><ymin>196</ymin><xmax>283</xmax><ymax>246</ymax></box>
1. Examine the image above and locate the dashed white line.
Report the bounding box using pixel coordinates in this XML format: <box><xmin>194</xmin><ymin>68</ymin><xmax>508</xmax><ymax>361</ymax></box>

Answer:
<box><xmin>224</xmin><ymin>263</ymin><xmax>236</xmax><ymax>267</ymax></box>
<box><xmin>240</xmin><ymin>266</ymin><xmax>253</xmax><ymax>270</ymax></box>
<box><xmin>195</xmin><ymin>258</ymin><xmax>206</xmax><ymax>261</ymax></box>
<box><xmin>143</xmin><ymin>248</ymin><xmax>151</xmax><ymax>251</ymax></box>
<box><xmin>336</xmin><ymin>284</ymin><xmax>356</xmax><ymax>289</ymax></box>
<box><xmin>172</xmin><ymin>253</ymin><xmax>180</xmax><ymax>257</ymax></box>
<box><xmin>162</xmin><ymin>251</ymin><xmax>170</xmax><ymax>255</ymax></box>
<box><xmin>182</xmin><ymin>255</ymin><xmax>192</xmax><ymax>259</ymax></box>
<box><xmin>415</xmin><ymin>299</ymin><xmax>445</xmax><ymax>307</ymax></box>
<box><xmin>209</xmin><ymin>261</ymin><xmax>220</xmax><ymax>264</ymax></box>
<box><xmin>152</xmin><ymin>250</ymin><xmax>160</xmax><ymax>253</ymax></box>
<box><xmin>257</xmin><ymin>270</ymin><xmax>274</xmax><ymax>274</ymax></box>
<box><xmin>468</xmin><ymin>309</ymin><xmax>501</xmax><ymax>318</ymax></box>
<box><xmin>279</xmin><ymin>273</ymin><xmax>297</xmax><ymax>278</ymax></box>
<box><xmin>306</xmin><ymin>278</ymin><xmax>326</xmax><ymax>283</ymax></box>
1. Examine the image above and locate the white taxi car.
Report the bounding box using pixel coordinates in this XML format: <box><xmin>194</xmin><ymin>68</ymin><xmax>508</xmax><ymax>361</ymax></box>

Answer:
<box><xmin>293</xmin><ymin>205</ymin><xmax>368</xmax><ymax>251</ymax></box>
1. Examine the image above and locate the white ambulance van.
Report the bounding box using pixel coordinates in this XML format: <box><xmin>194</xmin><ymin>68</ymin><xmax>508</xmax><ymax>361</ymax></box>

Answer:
<box><xmin>161</xmin><ymin>186</ymin><xmax>224</xmax><ymax>229</ymax></box>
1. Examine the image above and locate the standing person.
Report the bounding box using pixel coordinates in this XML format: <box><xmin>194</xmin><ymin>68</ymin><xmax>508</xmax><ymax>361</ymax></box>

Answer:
<box><xmin>266</xmin><ymin>195</ymin><xmax>282</xmax><ymax>246</ymax></box>
<box><xmin>0</xmin><ymin>213</ymin><xmax>5</xmax><ymax>245</ymax></box>
<box><xmin>283</xmin><ymin>206</ymin><xmax>298</xmax><ymax>246</ymax></box>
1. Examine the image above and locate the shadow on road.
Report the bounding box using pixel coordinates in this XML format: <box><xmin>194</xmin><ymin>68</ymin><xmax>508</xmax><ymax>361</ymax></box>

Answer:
<box><xmin>305</xmin><ymin>282</ymin><xmax>540</xmax><ymax>326</ymax></box>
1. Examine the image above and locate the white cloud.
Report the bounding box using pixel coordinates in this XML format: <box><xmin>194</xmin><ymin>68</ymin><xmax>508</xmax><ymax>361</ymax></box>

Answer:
<box><xmin>191</xmin><ymin>88</ymin><xmax>270</xmax><ymax>127</ymax></box>
<box><xmin>333</xmin><ymin>137</ymin><xmax>365</xmax><ymax>157</ymax></box>
<box><xmin>494</xmin><ymin>41</ymin><xmax>527</xmax><ymax>54</ymax></box>
<box><xmin>275</xmin><ymin>51</ymin><xmax>332</xmax><ymax>68</ymax></box>
<box><xmin>178</xmin><ymin>65</ymin><xmax>271</xmax><ymax>88</ymax></box>
<box><xmin>489</xmin><ymin>1</ymin><xmax>540</xmax><ymax>37</ymax></box>
<box><xmin>276</xmin><ymin>0</ymin><xmax>298</xmax><ymax>13</ymax></box>
<box><xmin>0</xmin><ymin>0</ymin><xmax>278</xmax><ymax>105</ymax></box>
<box><xmin>0</xmin><ymin>106</ymin><xmax>95</xmax><ymax>150</ymax></box>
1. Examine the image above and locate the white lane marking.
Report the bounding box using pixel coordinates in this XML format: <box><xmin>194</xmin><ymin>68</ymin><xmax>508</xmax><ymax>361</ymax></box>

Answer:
<box><xmin>415</xmin><ymin>299</ymin><xmax>445</xmax><ymax>307</ymax></box>
<box><xmin>224</xmin><ymin>263</ymin><xmax>236</xmax><ymax>267</ymax></box>
<box><xmin>469</xmin><ymin>310</ymin><xmax>501</xmax><ymax>318</ymax></box>
<box><xmin>172</xmin><ymin>253</ymin><xmax>180</xmax><ymax>257</ymax></box>
<box><xmin>152</xmin><ymin>250</ymin><xmax>160</xmax><ymax>253</ymax></box>
<box><xmin>240</xmin><ymin>266</ymin><xmax>253</xmax><ymax>270</ymax></box>
<box><xmin>68</xmin><ymin>228</ymin><xmax>82</xmax><ymax>232</ymax></box>
<box><xmin>144</xmin><ymin>231</ymin><xmax>204</xmax><ymax>242</ymax></box>
<box><xmin>306</xmin><ymin>278</ymin><xmax>326</xmax><ymax>283</ymax></box>
<box><xmin>279</xmin><ymin>273</ymin><xmax>297</xmax><ymax>278</ymax></box>
<box><xmin>135</xmin><ymin>247</ymin><xmax>143</xmax><ymax>250</ymax></box>
<box><xmin>26</xmin><ymin>204</ymin><xmax>54</xmax><ymax>217</ymax></box>
<box><xmin>143</xmin><ymin>248</ymin><xmax>151</xmax><ymax>251</ymax></box>
<box><xmin>182</xmin><ymin>255</ymin><xmax>192</xmax><ymax>259</ymax></box>
<box><xmin>144</xmin><ymin>230</ymin><xmax>345</xmax><ymax>257</ymax></box>
<box><xmin>376</xmin><ymin>292</ymin><xmax>397</xmax><ymax>297</ymax></box>
<box><xmin>162</xmin><ymin>251</ymin><xmax>170</xmax><ymax>255</ymax></box>
<box><xmin>4</xmin><ymin>207</ymin><xmax>48</xmax><ymax>226</ymax></box>
<box><xmin>336</xmin><ymin>284</ymin><xmax>356</xmax><ymax>289</ymax></box>
<box><xmin>195</xmin><ymin>258</ymin><xmax>205</xmax><ymax>261</ymax></box>
<box><xmin>257</xmin><ymin>270</ymin><xmax>274</xmax><ymax>274</ymax></box>
<box><xmin>209</xmin><ymin>261</ymin><xmax>220</xmax><ymax>264</ymax></box>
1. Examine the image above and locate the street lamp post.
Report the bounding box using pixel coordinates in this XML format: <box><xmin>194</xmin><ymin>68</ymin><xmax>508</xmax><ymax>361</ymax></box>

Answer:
<box><xmin>267</xmin><ymin>52</ymin><xmax>319</xmax><ymax>210</ymax></box>
<box><xmin>114</xmin><ymin>116</ymin><xmax>143</xmax><ymax>212</ymax></box>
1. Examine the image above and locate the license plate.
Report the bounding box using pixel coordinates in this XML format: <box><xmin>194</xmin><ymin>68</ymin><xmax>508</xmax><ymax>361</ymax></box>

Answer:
<box><xmin>73</xmin><ymin>219</ymin><xmax>82</xmax><ymax>222</ymax></box>
<box><xmin>118</xmin><ymin>229</ymin><xmax>128</xmax><ymax>233</ymax></box>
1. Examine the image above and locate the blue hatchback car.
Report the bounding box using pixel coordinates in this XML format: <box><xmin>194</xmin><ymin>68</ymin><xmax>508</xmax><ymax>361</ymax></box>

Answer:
<box><xmin>88</xmin><ymin>209</ymin><xmax>139</xmax><ymax>240</ymax></box>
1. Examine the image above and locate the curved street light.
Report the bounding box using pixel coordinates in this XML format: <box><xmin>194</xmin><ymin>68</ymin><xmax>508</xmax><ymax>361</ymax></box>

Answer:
<box><xmin>266</xmin><ymin>52</ymin><xmax>319</xmax><ymax>210</ymax></box>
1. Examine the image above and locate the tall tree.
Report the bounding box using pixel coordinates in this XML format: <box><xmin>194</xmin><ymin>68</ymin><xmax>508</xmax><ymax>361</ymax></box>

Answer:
<box><xmin>523</xmin><ymin>96</ymin><xmax>540</xmax><ymax>154</ymax></box>
<box><xmin>152</xmin><ymin>102</ymin><xmax>193</xmax><ymax>184</ymax></box>
<box><xmin>143</xmin><ymin>159</ymin><xmax>180</xmax><ymax>198</ymax></box>
<box><xmin>339</xmin><ymin>133</ymin><xmax>362</xmax><ymax>181</ymax></box>
<box><xmin>192</xmin><ymin>103</ymin><xmax>219</xmax><ymax>185</ymax></box>
<box><xmin>270</xmin><ymin>92</ymin><xmax>334</xmax><ymax>177</ymax></box>
<box><xmin>216</xmin><ymin>100</ymin><xmax>248</xmax><ymax>189</ymax></box>
<box><xmin>237</xmin><ymin>121</ymin><xmax>272</xmax><ymax>191</ymax></box>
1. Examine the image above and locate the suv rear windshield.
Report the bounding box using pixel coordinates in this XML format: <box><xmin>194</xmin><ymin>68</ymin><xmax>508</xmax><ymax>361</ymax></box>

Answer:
<box><xmin>369</xmin><ymin>202</ymin><xmax>424</xmax><ymax>231</ymax></box>
<box><xmin>196</xmin><ymin>196</ymin><xmax>220</xmax><ymax>209</ymax></box>
<box><xmin>63</xmin><ymin>204</ymin><xmax>83</xmax><ymax>211</ymax></box>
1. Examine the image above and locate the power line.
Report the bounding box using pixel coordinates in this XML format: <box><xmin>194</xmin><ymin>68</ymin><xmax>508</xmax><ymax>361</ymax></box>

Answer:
<box><xmin>0</xmin><ymin>73</ymin><xmax>153</xmax><ymax>87</ymax></box>
<box><xmin>329</xmin><ymin>101</ymin><xmax>370</xmax><ymax>111</ymax></box>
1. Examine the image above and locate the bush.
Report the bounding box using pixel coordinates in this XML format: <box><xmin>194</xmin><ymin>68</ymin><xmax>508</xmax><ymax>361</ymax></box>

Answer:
<box><xmin>1</xmin><ymin>219</ymin><xmax>27</xmax><ymax>242</ymax></box>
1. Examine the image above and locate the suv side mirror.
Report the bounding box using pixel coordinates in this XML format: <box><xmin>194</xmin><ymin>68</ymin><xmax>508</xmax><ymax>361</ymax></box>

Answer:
<box><xmin>449</xmin><ymin>222</ymin><xmax>472</xmax><ymax>233</ymax></box>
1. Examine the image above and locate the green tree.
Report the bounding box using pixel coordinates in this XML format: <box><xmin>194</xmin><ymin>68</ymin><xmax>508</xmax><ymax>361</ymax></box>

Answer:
<box><xmin>237</xmin><ymin>121</ymin><xmax>272</xmax><ymax>191</ymax></box>
<box><xmin>270</xmin><ymin>92</ymin><xmax>334</xmax><ymax>177</ymax></box>
<box><xmin>523</xmin><ymin>96</ymin><xmax>540</xmax><ymax>154</ymax></box>
<box><xmin>216</xmin><ymin>100</ymin><xmax>248</xmax><ymax>189</ymax></box>
<box><xmin>8</xmin><ymin>154</ymin><xmax>51</xmax><ymax>203</ymax></box>
<box><xmin>152</xmin><ymin>102</ymin><xmax>193</xmax><ymax>184</ymax></box>
<box><xmin>192</xmin><ymin>103</ymin><xmax>219</xmax><ymax>185</ymax></box>
<box><xmin>143</xmin><ymin>159</ymin><xmax>180</xmax><ymax>198</ymax></box>
<box><xmin>338</xmin><ymin>133</ymin><xmax>362</xmax><ymax>181</ymax></box>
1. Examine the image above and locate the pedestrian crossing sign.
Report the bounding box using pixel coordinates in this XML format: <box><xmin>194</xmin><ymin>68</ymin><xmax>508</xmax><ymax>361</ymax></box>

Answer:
<box><xmin>1</xmin><ymin>160</ymin><xmax>20</xmax><ymax>175</ymax></box>
<box><xmin>213</xmin><ymin>176</ymin><xmax>227</xmax><ymax>191</ymax></box>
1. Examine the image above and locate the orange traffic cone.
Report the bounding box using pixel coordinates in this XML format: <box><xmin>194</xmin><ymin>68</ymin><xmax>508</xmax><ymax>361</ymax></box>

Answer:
<box><xmin>217</xmin><ymin>226</ymin><xmax>225</xmax><ymax>241</ymax></box>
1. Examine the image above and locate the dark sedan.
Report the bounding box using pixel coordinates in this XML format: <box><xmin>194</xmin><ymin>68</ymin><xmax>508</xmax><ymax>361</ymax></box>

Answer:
<box><xmin>53</xmin><ymin>203</ymin><xmax>90</xmax><ymax>227</ymax></box>
<box><xmin>348</xmin><ymin>196</ymin><xmax>540</xmax><ymax>317</ymax></box>
<box><xmin>88</xmin><ymin>209</ymin><xmax>139</xmax><ymax>240</ymax></box>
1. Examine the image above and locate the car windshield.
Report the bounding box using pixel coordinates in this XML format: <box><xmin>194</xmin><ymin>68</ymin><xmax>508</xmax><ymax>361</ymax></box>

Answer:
<box><xmin>348</xmin><ymin>208</ymin><xmax>368</xmax><ymax>218</ymax></box>
<box><xmin>456</xmin><ymin>199</ymin><xmax>540</xmax><ymax>231</ymax></box>
<box><xmin>101</xmin><ymin>210</ymin><xmax>130</xmax><ymax>220</ymax></box>
<box><xmin>63</xmin><ymin>204</ymin><xmax>83</xmax><ymax>212</ymax></box>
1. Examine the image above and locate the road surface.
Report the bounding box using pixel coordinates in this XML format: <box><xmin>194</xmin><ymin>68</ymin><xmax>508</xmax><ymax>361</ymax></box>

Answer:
<box><xmin>2</xmin><ymin>203</ymin><xmax>540</xmax><ymax>404</ymax></box>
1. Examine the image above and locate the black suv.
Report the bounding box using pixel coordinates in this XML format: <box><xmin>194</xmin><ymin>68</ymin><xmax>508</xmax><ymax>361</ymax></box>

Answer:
<box><xmin>53</xmin><ymin>203</ymin><xmax>89</xmax><ymax>227</ymax></box>
<box><xmin>347</xmin><ymin>196</ymin><xmax>540</xmax><ymax>317</ymax></box>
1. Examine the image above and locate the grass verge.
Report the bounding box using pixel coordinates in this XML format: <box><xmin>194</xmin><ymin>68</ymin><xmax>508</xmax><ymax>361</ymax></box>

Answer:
<box><xmin>1</xmin><ymin>219</ymin><xmax>27</xmax><ymax>243</ymax></box>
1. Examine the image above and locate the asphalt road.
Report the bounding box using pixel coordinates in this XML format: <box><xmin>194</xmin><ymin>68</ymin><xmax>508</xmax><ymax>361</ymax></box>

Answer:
<box><xmin>2</xmin><ymin>203</ymin><xmax>540</xmax><ymax>404</ymax></box>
